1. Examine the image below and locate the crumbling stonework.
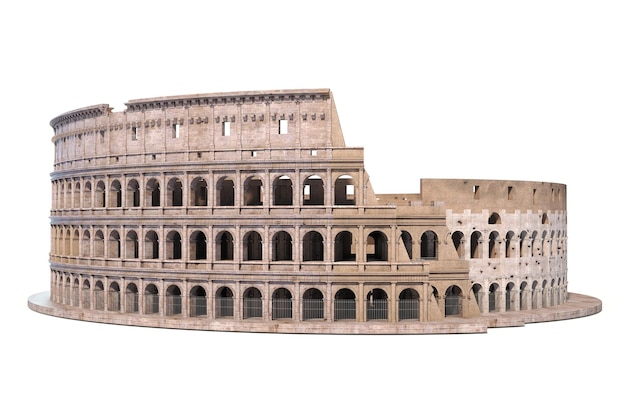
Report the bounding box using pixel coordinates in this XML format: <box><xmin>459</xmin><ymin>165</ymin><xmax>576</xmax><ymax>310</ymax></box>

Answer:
<box><xmin>28</xmin><ymin>89</ymin><xmax>601</xmax><ymax>333</ymax></box>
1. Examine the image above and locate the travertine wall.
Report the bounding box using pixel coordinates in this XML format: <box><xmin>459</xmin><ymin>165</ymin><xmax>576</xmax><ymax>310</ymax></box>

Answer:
<box><xmin>45</xmin><ymin>89</ymin><xmax>568</xmax><ymax>332</ymax></box>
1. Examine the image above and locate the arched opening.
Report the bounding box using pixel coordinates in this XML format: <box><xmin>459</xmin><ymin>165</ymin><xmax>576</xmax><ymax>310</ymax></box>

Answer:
<box><xmin>109</xmin><ymin>180</ymin><xmax>122</xmax><ymax>208</ymax></box>
<box><xmin>216</xmin><ymin>177</ymin><xmax>235</xmax><ymax>206</ymax></box>
<box><xmin>64</xmin><ymin>277</ymin><xmax>70</xmax><ymax>305</ymax></box>
<box><xmin>489</xmin><ymin>283</ymin><xmax>499</xmax><ymax>312</ymax></box>
<box><xmin>444</xmin><ymin>285</ymin><xmax>462</xmax><ymax>317</ymax></box>
<box><xmin>302</xmin><ymin>288</ymin><xmax>324</xmax><ymax>320</ymax></box>
<box><xmin>244</xmin><ymin>176</ymin><xmax>263</xmax><ymax>206</ymax></box>
<box><xmin>94</xmin><ymin>230</ymin><xmax>105</xmax><ymax>257</ymax></box>
<box><xmin>144</xmin><ymin>230</ymin><xmax>159</xmax><ymax>259</ymax></box>
<box><xmin>64</xmin><ymin>183</ymin><xmax>71</xmax><ymax>209</ymax></box>
<box><xmin>505</xmin><ymin>231</ymin><xmax>515</xmax><ymax>258</ymax></box>
<box><xmin>82</xmin><ymin>280</ymin><xmax>91</xmax><ymax>309</ymax></box>
<box><xmin>334</xmin><ymin>175</ymin><xmax>355</xmax><ymax>205</ymax></box>
<box><xmin>532</xmin><ymin>281</ymin><xmax>539</xmax><ymax>309</ymax></box>
<box><xmin>366</xmin><ymin>288</ymin><xmax>388</xmax><ymax>320</ymax></box>
<box><xmin>189</xmin><ymin>231</ymin><xmax>207</xmax><ymax>260</ymax></box>
<box><xmin>215</xmin><ymin>287</ymin><xmax>234</xmax><ymax>318</ymax></box>
<box><xmin>215</xmin><ymin>231</ymin><xmax>234</xmax><ymax>261</ymax></box>
<box><xmin>64</xmin><ymin>229</ymin><xmax>71</xmax><ymax>256</ymax></box>
<box><xmin>531</xmin><ymin>231</ymin><xmax>539</xmax><ymax>257</ymax></box>
<box><xmin>452</xmin><ymin>231</ymin><xmax>464</xmax><ymax>259</ymax></box>
<box><xmin>398</xmin><ymin>288</ymin><xmax>420</xmax><ymax>321</ymax></box>
<box><xmin>95</xmin><ymin>181</ymin><xmax>106</xmax><ymax>208</ymax></box>
<box><xmin>125</xmin><ymin>283</ymin><xmax>139</xmax><ymax>313</ymax></box>
<box><xmin>302</xmin><ymin>231</ymin><xmax>324</xmax><ymax>261</ymax></box>
<box><xmin>243</xmin><ymin>231</ymin><xmax>263</xmax><ymax>261</ymax></box>
<box><xmin>72</xmin><ymin>278</ymin><xmax>80</xmax><ymax>306</ymax></box>
<box><xmin>109</xmin><ymin>230</ymin><xmax>121</xmax><ymax>258</ymax></box>
<box><xmin>505</xmin><ymin>282</ymin><xmax>515</xmax><ymax>311</ymax></box>
<box><xmin>166</xmin><ymin>285</ymin><xmax>182</xmax><ymax>316</ymax></box>
<box><xmin>72</xmin><ymin>182</ymin><xmax>80</xmax><ymax>208</ymax></box>
<box><xmin>302</xmin><ymin>175</ymin><xmax>324</xmax><ymax>206</ymax></box>
<box><xmin>420</xmin><ymin>230</ymin><xmax>437</xmax><ymax>259</ymax></box>
<box><xmin>366</xmin><ymin>231</ymin><xmax>388</xmax><ymax>261</ymax></box>
<box><xmin>94</xmin><ymin>280</ymin><xmax>105</xmax><ymax>310</ymax></box>
<box><xmin>273</xmin><ymin>175</ymin><xmax>293</xmax><ymax>206</ymax></box>
<box><xmin>144</xmin><ymin>284</ymin><xmax>159</xmax><ymax>314</ymax></box>
<box><xmin>470</xmin><ymin>231</ymin><xmax>482</xmax><ymax>259</ymax></box>
<box><xmin>334</xmin><ymin>231</ymin><xmax>355</xmax><ymax>261</ymax></box>
<box><xmin>145</xmin><ymin>178</ymin><xmax>160</xmax><ymax>207</ymax></box>
<box><xmin>472</xmin><ymin>283</ymin><xmax>484</xmax><ymax>313</ymax></box>
<box><xmin>189</xmin><ymin>286</ymin><xmax>207</xmax><ymax>317</ymax></box>
<box><xmin>165</xmin><ymin>231</ymin><xmax>182</xmax><ymax>259</ymax></box>
<box><xmin>400</xmin><ymin>231</ymin><xmax>413</xmax><ymax>260</ymax></box>
<box><xmin>81</xmin><ymin>230</ymin><xmax>91</xmax><ymax>258</ymax></box>
<box><xmin>167</xmin><ymin>178</ymin><xmax>183</xmax><ymax>207</ymax></box>
<box><xmin>272</xmin><ymin>288</ymin><xmax>293</xmax><ymax>320</ymax></box>
<box><xmin>519</xmin><ymin>282</ymin><xmax>528</xmax><ymax>310</ymax></box>
<box><xmin>108</xmin><ymin>282</ymin><xmax>121</xmax><ymax>311</ymax></box>
<box><xmin>488</xmin><ymin>212</ymin><xmax>501</xmax><ymax>224</ymax></box>
<box><xmin>127</xmin><ymin>179</ymin><xmax>140</xmax><ymax>207</ymax></box>
<box><xmin>83</xmin><ymin>181</ymin><xmax>92</xmax><ymax>208</ymax></box>
<box><xmin>72</xmin><ymin>229</ymin><xmax>80</xmax><ymax>257</ymax></box>
<box><xmin>190</xmin><ymin>177</ymin><xmax>208</xmax><ymax>206</ymax></box>
<box><xmin>125</xmin><ymin>231</ymin><xmax>139</xmax><ymax>259</ymax></box>
<box><xmin>166</xmin><ymin>231</ymin><xmax>182</xmax><ymax>260</ymax></box>
<box><xmin>303</xmin><ymin>175</ymin><xmax>324</xmax><ymax>205</ymax></box>
<box><xmin>334</xmin><ymin>288</ymin><xmax>356</xmax><ymax>321</ymax></box>
<box><xmin>272</xmin><ymin>231</ymin><xmax>292</xmax><ymax>261</ymax></box>
<box><xmin>243</xmin><ymin>287</ymin><xmax>263</xmax><ymax>319</ymax></box>
<box><xmin>542</xmin><ymin>213</ymin><xmax>549</xmax><ymax>225</ymax></box>
<box><xmin>519</xmin><ymin>231</ymin><xmax>529</xmax><ymax>257</ymax></box>
<box><xmin>489</xmin><ymin>231</ymin><xmax>499</xmax><ymax>258</ymax></box>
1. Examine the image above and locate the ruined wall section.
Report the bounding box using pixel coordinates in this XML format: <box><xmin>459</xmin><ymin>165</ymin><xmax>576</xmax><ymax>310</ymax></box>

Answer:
<box><xmin>50</xmin><ymin>89</ymin><xmax>344</xmax><ymax>172</ymax></box>
<box><xmin>420</xmin><ymin>178</ymin><xmax>566</xmax><ymax>213</ymax></box>
<box><xmin>420</xmin><ymin>179</ymin><xmax>568</xmax><ymax>312</ymax></box>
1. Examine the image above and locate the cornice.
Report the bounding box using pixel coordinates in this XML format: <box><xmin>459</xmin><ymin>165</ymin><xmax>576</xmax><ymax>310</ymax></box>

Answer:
<box><xmin>50</xmin><ymin>104</ymin><xmax>112</xmax><ymax>129</ymax></box>
<box><xmin>124</xmin><ymin>88</ymin><xmax>331</xmax><ymax>112</ymax></box>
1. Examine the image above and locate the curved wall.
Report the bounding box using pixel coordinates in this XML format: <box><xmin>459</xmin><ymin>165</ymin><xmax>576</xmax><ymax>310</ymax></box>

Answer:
<box><xmin>39</xmin><ymin>89</ymin><xmax>582</xmax><ymax>333</ymax></box>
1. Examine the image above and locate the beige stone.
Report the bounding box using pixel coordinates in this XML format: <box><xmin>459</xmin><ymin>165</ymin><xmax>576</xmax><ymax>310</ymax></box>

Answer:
<box><xmin>28</xmin><ymin>88</ymin><xmax>601</xmax><ymax>334</ymax></box>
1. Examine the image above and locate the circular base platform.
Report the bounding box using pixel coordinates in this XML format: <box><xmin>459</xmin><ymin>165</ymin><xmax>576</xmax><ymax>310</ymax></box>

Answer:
<box><xmin>27</xmin><ymin>292</ymin><xmax>602</xmax><ymax>335</ymax></box>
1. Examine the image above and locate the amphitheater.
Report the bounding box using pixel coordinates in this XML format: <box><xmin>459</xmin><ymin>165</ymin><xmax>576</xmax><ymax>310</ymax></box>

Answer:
<box><xmin>28</xmin><ymin>88</ymin><xmax>601</xmax><ymax>334</ymax></box>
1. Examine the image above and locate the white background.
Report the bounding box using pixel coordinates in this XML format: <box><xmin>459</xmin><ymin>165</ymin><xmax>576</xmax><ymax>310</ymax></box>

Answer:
<box><xmin>1</xmin><ymin>1</ymin><xmax>623</xmax><ymax>416</ymax></box>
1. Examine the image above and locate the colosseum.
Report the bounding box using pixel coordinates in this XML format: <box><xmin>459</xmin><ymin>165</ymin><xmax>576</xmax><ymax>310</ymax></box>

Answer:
<box><xmin>28</xmin><ymin>88</ymin><xmax>601</xmax><ymax>334</ymax></box>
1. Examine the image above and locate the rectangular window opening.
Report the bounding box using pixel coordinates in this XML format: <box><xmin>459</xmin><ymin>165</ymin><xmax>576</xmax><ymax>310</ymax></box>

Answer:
<box><xmin>222</xmin><ymin>121</ymin><xmax>231</xmax><ymax>136</ymax></box>
<box><xmin>311</xmin><ymin>149</ymin><xmax>317</xmax><ymax>156</ymax></box>
<box><xmin>279</xmin><ymin>119</ymin><xmax>288</xmax><ymax>134</ymax></box>
<box><xmin>131</xmin><ymin>127</ymin><xmax>138</xmax><ymax>140</ymax></box>
<box><xmin>173</xmin><ymin>123</ymin><xmax>180</xmax><ymax>139</ymax></box>
<box><xmin>473</xmin><ymin>185</ymin><xmax>480</xmax><ymax>199</ymax></box>
<box><xmin>251</xmin><ymin>151</ymin><xmax>257</xmax><ymax>157</ymax></box>
<box><xmin>507</xmin><ymin>186</ymin><xmax>513</xmax><ymax>200</ymax></box>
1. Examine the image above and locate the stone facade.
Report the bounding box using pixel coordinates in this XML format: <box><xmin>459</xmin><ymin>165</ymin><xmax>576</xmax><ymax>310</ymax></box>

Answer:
<box><xmin>28</xmin><ymin>88</ymin><xmax>601</xmax><ymax>334</ymax></box>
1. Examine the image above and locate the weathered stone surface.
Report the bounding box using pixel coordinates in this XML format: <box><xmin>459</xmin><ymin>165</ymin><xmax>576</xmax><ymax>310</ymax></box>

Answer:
<box><xmin>30</xmin><ymin>88</ymin><xmax>600</xmax><ymax>334</ymax></box>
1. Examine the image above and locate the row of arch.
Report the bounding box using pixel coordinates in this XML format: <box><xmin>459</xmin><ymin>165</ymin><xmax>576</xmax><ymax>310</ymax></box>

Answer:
<box><xmin>50</xmin><ymin>274</ymin><xmax>567</xmax><ymax>321</ymax></box>
<box><xmin>51</xmin><ymin>226</ymin><xmax>437</xmax><ymax>262</ymax></box>
<box><xmin>52</xmin><ymin>173</ymin><xmax>358</xmax><ymax>209</ymax></box>
<box><xmin>50</xmin><ymin>277</ymin><xmax>442</xmax><ymax>321</ymax></box>
<box><xmin>51</xmin><ymin>225</ymin><xmax>567</xmax><ymax>262</ymax></box>
<box><xmin>471</xmin><ymin>278</ymin><xmax>567</xmax><ymax>313</ymax></box>
<box><xmin>451</xmin><ymin>228</ymin><xmax>566</xmax><ymax>259</ymax></box>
